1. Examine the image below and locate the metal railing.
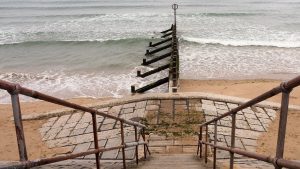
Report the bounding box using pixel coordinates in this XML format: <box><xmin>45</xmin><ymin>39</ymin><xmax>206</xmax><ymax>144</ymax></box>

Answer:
<box><xmin>197</xmin><ymin>75</ymin><xmax>300</xmax><ymax>169</ymax></box>
<box><xmin>0</xmin><ymin>80</ymin><xmax>150</xmax><ymax>169</ymax></box>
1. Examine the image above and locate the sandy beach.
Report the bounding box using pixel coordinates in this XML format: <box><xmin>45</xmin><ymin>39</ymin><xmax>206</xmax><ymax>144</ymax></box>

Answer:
<box><xmin>256</xmin><ymin>110</ymin><xmax>300</xmax><ymax>160</ymax></box>
<box><xmin>179</xmin><ymin>79</ymin><xmax>300</xmax><ymax>105</ymax></box>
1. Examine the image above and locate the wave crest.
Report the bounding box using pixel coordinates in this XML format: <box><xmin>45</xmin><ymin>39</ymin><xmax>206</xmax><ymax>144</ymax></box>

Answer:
<box><xmin>0</xmin><ymin>69</ymin><xmax>168</xmax><ymax>103</ymax></box>
<box><xmin>181</xmin><ymin>36</ymin><xmax>300</xmax><ymax>48</ymax></box>
<box><xmin>0</xmin><ymin>37</ymin><xmax>154</xmax><ymax>46</ymax></box>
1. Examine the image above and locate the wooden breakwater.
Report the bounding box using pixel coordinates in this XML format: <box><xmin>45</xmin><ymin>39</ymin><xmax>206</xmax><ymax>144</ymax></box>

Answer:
<box><xmin>131</xmin><ymin>4</ymin><xmax>179</xmax><ymax>94</ymax></box>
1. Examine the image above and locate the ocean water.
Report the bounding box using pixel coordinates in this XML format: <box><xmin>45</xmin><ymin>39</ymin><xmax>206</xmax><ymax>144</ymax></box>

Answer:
<box><xmin>0</xmin><ymin>0</ymin><xmax>300</xmax><ymax>102</ymax></box>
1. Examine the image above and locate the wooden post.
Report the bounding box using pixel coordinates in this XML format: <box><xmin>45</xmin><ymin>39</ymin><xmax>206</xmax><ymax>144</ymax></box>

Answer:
<box><xmin>134</xmin><ymin>77</ymin><xmax>169</xmax><ymax>93</ymax></box>
<box><xmin>142</xmin><ymin>59</ymin><xmax>147</xmax><ymax>65</ymax></box>
<box><xmin>137</xmin><ymin>70</ymin><xmax>141</xmax><ymax>77</ymax></box>
<box><xmin>131</xmin><ymin>86</ymin><xmax>135</xmax><ymax>93</ymax></box>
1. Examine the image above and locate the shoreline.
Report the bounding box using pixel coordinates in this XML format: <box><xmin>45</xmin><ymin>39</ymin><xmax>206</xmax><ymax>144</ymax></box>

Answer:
<box><xmin>0</xmin><ymin>78</ymin><xmax>296</xmax><ymax>104</ymax></box>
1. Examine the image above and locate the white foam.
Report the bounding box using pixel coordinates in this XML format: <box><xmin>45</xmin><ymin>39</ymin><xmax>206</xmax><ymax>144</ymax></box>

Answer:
<box><xmin>179</xmin><ymin>41</ymin><xmax>300</xmax><ymax>80</ymax></box>
<box><xmin>182</xmin><ymin>36</ymin><xmax>300</xmax><ymax>48</ymax></box>
<box><xmin>0</xmin><ymin>68</ymin><xmax>168</xmax><ymax>103</ymax></box>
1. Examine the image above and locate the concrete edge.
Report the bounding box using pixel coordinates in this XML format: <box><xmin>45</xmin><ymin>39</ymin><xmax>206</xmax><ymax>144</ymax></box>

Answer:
<box><xmin>21</xmin><ymin>92</ymin><xmax>300</xmax><ymax>121</ymax></box>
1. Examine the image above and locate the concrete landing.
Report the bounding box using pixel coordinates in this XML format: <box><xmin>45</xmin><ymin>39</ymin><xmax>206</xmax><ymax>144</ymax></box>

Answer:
<box><xmin>37</xmin><ymin>96</ymin><xmax>279</xmax><ymax>168</ymax></box>
<box><xmin>130</xmin><ymin>154</ymin><xmax>214</xmax><ymax>169</ymax></box>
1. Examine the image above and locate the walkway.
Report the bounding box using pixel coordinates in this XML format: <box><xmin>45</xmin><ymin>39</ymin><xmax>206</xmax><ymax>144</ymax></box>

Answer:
<box><xmin>130</xmin><ymin>154</ymin><xmax>213</xmax><ymax>169</ymax></box>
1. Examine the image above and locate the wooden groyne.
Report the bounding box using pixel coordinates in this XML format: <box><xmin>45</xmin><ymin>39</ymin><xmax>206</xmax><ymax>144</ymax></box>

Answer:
<box><xmin>131</xmin><ymin>4</ymin><xmax>179</xmax><ymax>94</ymax></box>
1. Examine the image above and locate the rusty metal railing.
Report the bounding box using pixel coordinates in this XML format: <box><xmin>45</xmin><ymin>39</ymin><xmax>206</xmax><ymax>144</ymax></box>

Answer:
<box><xmin>0</xmin><ymin>80</ymin><xmax>150</xmax><ymax>169</ymax></box>
<box><xmin>197</xmin><ymin>75</ymin><xmax>300</xmax><ymax>169</ymax></box>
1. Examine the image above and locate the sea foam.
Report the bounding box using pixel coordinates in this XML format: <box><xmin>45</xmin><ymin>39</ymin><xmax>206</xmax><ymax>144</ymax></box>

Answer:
<box><xmin>182</xmin><ymin>36</ymin><xmax>300</xmax><ymax>48</ymax></box>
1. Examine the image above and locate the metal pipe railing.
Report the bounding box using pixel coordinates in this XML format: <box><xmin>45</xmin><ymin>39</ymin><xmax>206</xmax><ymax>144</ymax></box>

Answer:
<box><xmin>0</xmin><ymin>80</ymin><xmax>145</xmax><ymax>128</ymax></box>
<box><xmin>197</xmin><ymin>75</ymin><xmax>300</xmax><ymax>169</ymax></box>
<box><xmin>0</xmin><ymin>79</ymin><xmax>150</xmax><ymax>169</ymax></box>
<box><xmin>199</xmin><ymin>141</ymin><xmax>300</xmax><ymax>169</ymax></box>
<box><xmin>200</xmin><ymin>77</ymin><xmax>300</xmax><ymax>126</ymax></box>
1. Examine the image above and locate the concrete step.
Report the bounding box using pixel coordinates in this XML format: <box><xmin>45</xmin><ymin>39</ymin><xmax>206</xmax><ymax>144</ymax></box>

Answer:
<box><xmin>129</xmin><ymin>154</ymin><xmax>216</xmax><ymax>169</ymax></box>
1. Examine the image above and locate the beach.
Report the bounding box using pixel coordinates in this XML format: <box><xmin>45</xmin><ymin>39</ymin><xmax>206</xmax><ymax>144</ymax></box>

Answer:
<box><xmin>179</xmin><ymin>79</ymin><xmax>300</xmax><ymax>105</ymax></box>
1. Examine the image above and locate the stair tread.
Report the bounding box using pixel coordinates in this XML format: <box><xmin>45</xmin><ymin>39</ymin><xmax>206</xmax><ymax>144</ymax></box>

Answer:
<box><xmin>130</xmin><ymin>154</ymin><xmax>215</xmax><ymax>169</ymax></box>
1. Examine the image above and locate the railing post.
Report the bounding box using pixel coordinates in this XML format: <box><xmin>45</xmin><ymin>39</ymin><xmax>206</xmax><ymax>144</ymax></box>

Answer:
<box><xmin>199</xmin><ymin>126</ymin><xmax>203</xmax><ymax>158</ymax></box>
<box><xmin>92</xmin><ymin>113</ymin><xmax>100</xmax><ymax>169</ymax></box>
<box><xmin>142</xmin><ymin>128</ymin><xmax>147</xmax><ymax>159</ymax></box>
<box><xmin>134</xmin><ymin>126</ymin><xmax>139</xmax><ymax>165</ymax></box>
<box><xmin>197</xmin><ymin>127</ymin><xmax>200</xmax><ymax>156</ymax></box>
<box><xmin>120</xmin><ymin>121</ymin><xmax>126</xmax><ymax>169</ymax></box>
<box><xmin>230</xmin><ymin>113</ymin><xmax>236</xmax><ymax>169</ymax></box>
<box><xmin>205</xmin><ymin>125</ymin><xmax>208</xmax><ymax>163</ymax></box>
<box><xmin>10</xmin><ymin>90</ymin><xmax>28</xmax><ymax>162</ymax></box>
<box><xmin>213</xmin><ymin>121</ymin><xmax>217</xmax><ymax>169</ymax></box>
<box><xmin>275</xmin><ymin>83</ymin><xmax>291</xmax><ymax>169</ymax></box>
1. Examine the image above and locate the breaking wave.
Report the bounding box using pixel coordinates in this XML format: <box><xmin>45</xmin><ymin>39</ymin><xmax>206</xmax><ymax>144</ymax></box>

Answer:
<box><xmin>0</xmin><ymin>68</ymin><xmax>168</xmax><ymax>103</ymax></box>
<box><xmin>182</xmin><ymin>36</ymin><xmax>300</xmax><ymax>48</ymax></box>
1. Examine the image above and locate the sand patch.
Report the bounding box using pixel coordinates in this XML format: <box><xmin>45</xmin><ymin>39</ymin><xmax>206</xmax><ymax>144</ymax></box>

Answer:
<box><xmin>0</xmin><ymin>97</ymin><xmax>111</xmax><ymax>161</ymax></box>
<box><xmin>256</xmin><ymin>110</ymin><xmax>300</xmax><ymax>160</ymax></box>
<box><xmin>179</xmin><ymin>79</ymin><xmax>300</xmax><ymax>105</ymax></box>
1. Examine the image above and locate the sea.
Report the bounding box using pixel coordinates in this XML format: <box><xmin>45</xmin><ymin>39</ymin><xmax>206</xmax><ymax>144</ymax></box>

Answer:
<box><xmin>0</xmin><ymin>0</ymin><xmax>299</xmax><ymax>103</ymax></box>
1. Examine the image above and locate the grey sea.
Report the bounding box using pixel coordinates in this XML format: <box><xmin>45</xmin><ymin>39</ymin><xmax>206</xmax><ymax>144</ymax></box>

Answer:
<box><xmin>0</xmin><ymin>0</ymin><xmax>300</xmax><ymax>102</ymax></box>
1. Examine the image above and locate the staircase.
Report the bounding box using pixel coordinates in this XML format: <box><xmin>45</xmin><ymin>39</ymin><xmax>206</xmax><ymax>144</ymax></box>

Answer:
<box><xmin>131</xmin><ymin>154</ymin><xmax>214</xmax><ymax>169</ymax></box>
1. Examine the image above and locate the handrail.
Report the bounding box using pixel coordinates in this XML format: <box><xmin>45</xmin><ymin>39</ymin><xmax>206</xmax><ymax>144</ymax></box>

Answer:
<box><xmin>197</xmin><ymin>75</ymin><xmax>300</xmax><ymax>169</ymax></box>
<box><xmin>200</xmin><ymin>141</ymin><xmax>300</xmax><ymax>169</ymax></box>
<box><xmin>0</xmin><ymin>79</ymin><xmax>150</xmax><ymax>169</ymax></box>
<box><xmin>200</xmin><ymin>76</ymin><xmax>300</xmax><ymax>127</ymax></box>
<box><xmin>0</xmin><ymin>79</ymin><xmax>145</xmax><ymax>128</ymax></box>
